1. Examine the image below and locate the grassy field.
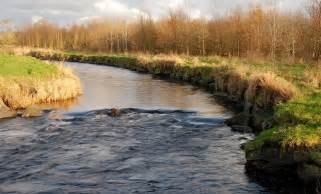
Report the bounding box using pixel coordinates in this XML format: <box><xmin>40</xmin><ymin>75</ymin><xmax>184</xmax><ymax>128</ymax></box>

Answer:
<box><xmin>0</xmin><ymin>54</ymin><xmax>57</xmax><ymax>77</ymax></box>
<box><xmin>0</xmin><ymin>53</ymin><xmax>82</xmax><ymax>109</ymax></box>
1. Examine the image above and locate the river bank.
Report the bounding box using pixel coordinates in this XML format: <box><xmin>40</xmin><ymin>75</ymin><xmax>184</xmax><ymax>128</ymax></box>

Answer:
<box><xmin>27</xmin><ymin>49</ymin><xmax>321</xmax><ymax>193</ymax></box>
<box><xmin>0</xmin><ymin>53</ymin><xmax>82</xmax><ymax>118</ymax></box>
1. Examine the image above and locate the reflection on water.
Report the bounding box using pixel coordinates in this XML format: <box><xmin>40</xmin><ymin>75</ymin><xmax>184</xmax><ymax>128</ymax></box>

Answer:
<box><xmin>0</xmin><ymin>109</ymin><xmax>267</xmax><ymax>194</ymax></box>
<box><xmin>35</xmin><ymin>98</ymin><xmax>80</xmax><ymax>111</ymax></box>
<box><xmin>67</xmin><ymin>62</ymin><xmax>229</xmax><ymax>117</ymax></box>
<box><xmin>0</xmin><ymin>62</ymin><xmax>270</xmax><ymax>194</ymax></box>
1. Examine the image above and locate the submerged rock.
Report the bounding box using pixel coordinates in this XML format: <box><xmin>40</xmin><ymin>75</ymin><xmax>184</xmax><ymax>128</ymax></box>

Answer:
<box><xmin>109</xmin><ymin>108</ymin><xmax>121</xmax><ymax>117</ymax></box>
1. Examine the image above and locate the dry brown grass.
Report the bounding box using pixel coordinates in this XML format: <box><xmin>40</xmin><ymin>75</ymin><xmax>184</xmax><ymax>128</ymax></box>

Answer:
<box><xmin>0</xmin><ymin>63</ymin><xmax>82</xmax><ymax>109</ymax></box>
<box><xmin>226</xmin><ymin>68</ymin><xmax>249</xmax><ymax>100</ymax></box>
<box><xmin>137</xmin><ymin>53</ymin><xmax>297</xmax><ymax>108</ymax></box>
<box><xmin>136</xmin><ymin>53</ymin><xmax>184</xmax><ymax>66</ymax></box>
<box><xmin>0</xmin><ymin>46</ymin><xmax>32</xmax><ymax>56</ymax></box>
<box><xmin>246</xmin><ymin>72</ymin><xmax>296</xmax><ymax>108</ymax></box>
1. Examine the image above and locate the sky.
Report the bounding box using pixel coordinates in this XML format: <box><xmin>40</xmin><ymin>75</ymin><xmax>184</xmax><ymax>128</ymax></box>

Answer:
<box><xmin>0</xmin><ymin>0</ymin><xmax>308</xmax><ymax>27</ymax></box>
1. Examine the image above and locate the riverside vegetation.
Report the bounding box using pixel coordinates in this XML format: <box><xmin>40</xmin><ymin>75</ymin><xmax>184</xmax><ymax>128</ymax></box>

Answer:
<box><xmin>0</xmin><ymin>53</ymin><xmax>82</xmax><ymax>118</ymax></box>
<box><xmin>28</xmin><ymin>49</ymin><xmax>321</xmax><ymax>192</ymax></box>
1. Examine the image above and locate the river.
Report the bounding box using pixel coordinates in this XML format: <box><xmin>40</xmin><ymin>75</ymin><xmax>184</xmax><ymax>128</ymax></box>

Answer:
<box><xmin>0</xmin><ymin>62</ymin><xmax>270</xmax><ymax>193</ymax></box>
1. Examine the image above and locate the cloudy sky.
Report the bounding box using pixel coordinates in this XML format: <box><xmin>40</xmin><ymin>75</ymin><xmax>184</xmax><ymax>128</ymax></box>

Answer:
<box><xmin>0</xmin><ymin>0</ymin><xmax>307</xmax><ymax>27</ymax></box>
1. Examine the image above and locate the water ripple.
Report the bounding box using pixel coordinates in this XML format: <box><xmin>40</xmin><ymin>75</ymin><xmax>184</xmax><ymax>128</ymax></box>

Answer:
<box><xmin>0</xmin><ymin>109</ymin><xmax>267</xmax><ymax>194</ymax></box>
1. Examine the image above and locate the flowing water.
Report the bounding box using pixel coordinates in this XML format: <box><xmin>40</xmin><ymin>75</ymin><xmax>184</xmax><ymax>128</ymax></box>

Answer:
<box><xmin>0</xmin><ymin>62</ymin><xmax>270</xmax><ymax>194</ymax></box>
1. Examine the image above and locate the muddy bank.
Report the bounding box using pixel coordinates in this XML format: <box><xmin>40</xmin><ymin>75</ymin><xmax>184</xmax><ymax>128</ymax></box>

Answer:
<box><xmin>246</xmin><ymin>144</ymin><xmax>321</xmax><ymax>193</ymax></box>
<box><xmin>0</xmin><ymin>98</ymin><xmax>55</xmax><ymax>119</ymax></box>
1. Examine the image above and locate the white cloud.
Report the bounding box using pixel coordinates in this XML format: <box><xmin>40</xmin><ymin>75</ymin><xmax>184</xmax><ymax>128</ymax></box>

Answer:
<box><xmin>190</xmin><ymin>9</ymin><xmax>201</xmax><ymax>19</ymax></box>
<box><xmin>94</xmin><ymin>0</ymin><xmax>147</xmax><ymax>19</ymax></box>
<box><xmin>279</xmin><ymin>0</ymin><xmax>305</xmax><ymax>11</ymax></box>
<box><xmin>167</xmin><ymin>0</ymin><xmax>185</xmax><ymax>9</ymax></box>
<box><xmin>77</xmin><ymin>16</ymin><xmax>102</xmax><ymax>24</ymax></box>
<box><xmin>94</xmin><ymin>0</ymin><xmax>127</xmax><ymax>12</ymax></box>
<box><xmin>31</xmin><ymin>15</ymin><xmax>43</xmax><ymax>24</ymax></box>
<box><xmin>47</xmin><ymin>10</ymin><xmax>63</xmax><ymax>15</ymax></box>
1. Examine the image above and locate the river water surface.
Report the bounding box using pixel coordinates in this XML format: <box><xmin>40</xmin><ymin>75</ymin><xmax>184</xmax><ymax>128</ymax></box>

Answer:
<box><xmin>0</xmin><ymin>62</ymin><xmax>270</xmax><ymax>193</ymax></box>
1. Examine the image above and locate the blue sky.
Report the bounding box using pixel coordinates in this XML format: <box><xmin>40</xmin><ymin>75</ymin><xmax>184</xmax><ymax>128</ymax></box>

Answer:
<box><xmin>0</xmin><ymin>0</ymin><xmax>308</xmax><ymax>26</ymax></box>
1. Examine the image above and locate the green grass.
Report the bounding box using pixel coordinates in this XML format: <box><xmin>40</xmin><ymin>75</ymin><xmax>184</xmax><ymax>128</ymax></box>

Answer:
<box><xmin>0</xmin><ymin>54</ymin><xmax>57</xmax><ymax>77</ymax></box>
<box><xmin>198</xmin><ymin>55</ymin><xmax>312</xmax><ymax>85</ymax></box>
<box><xmin>246</xmin><ymin>89</ymin><xmax>321</xmax><ymax>152</ymax></box>
<box><xmin>276</xmin><ymin>92</ymin><xmax>321</xmax><ymax>126</ymax></box>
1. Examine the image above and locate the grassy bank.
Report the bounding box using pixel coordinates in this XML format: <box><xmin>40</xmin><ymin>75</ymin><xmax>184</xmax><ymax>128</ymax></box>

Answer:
<box><xmin>0</xmin><ymin>54</ymin><xmax>82</xmax><ymax>110</ymax></box>
<box><xmin>28</xmin><ymin>49</ymin><xmax>321</xmax><ymax>189</ymax></box>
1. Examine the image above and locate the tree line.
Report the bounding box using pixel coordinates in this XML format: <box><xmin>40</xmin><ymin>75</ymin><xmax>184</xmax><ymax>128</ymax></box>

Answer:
<box><xmin>6</xmin><ymin>0</ymin><xmax>321</xmax><ymax>61</ymax></box>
